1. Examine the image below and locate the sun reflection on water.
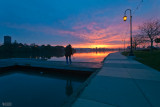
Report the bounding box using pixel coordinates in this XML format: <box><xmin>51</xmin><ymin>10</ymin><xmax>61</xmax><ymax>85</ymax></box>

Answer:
<box><xmin>72</xmin><ymin>51</ymin><xmax>116</xmax><ymax>62</ymax></box>
<box><xmin>50</xmin><ymin>51</ymin><xmax>117</xmax><ymax>62</ymax></box>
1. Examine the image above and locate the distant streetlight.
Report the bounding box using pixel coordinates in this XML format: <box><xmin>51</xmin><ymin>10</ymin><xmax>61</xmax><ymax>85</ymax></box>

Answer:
<box><xmin>123</xmin><ymin>9</ymin><xmax>134</xmax><ymax>56</ymax></box>
<box><xmin>122</xmin><ymin>39</ymin><xmax>126</xmax><ymax>52</ymax></box>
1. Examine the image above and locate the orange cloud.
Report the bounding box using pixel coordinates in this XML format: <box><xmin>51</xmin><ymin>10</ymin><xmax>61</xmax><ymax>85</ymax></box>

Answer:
<box><xmin>5</xmin><ymin>8</ymin><xmax>141</xmax><ymax>49</ymax></box>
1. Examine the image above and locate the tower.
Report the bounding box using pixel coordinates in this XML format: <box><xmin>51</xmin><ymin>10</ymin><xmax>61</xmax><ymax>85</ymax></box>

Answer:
<box><xmin>4</xmin><ymin>36</ymin><xmax>11</xmax><ymax>45</ymax></box>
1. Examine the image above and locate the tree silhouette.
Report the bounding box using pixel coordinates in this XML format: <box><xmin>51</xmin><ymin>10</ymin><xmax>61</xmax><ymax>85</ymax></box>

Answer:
<box><xmin>138</xmin><ymin>19</ymin><xmax>160</xmax><ymax>51</ymax></box>
<box><xmin>0</xmin><ymin>43</ymin><xmax>69</xmax><ymax>59</ymax></box>
<box><xmin>133</xmin><ymin>35</ymin><xmax>141</xmax><ymax>50</ymax></box>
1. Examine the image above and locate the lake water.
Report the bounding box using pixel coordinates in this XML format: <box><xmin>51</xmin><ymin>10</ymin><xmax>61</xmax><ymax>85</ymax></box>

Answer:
<box><xmin>0</xmin><ymin>71</ymin><xmax>88</xmax><ymax>107</ymax></box>
<box><xmin>0</xmin><ymin>51</ymin><xmax>116</xmax><ymax>63</ymax></box>
<box><xmin>0</xmin><ymin>51</ymin><xmax>116</xmax><ymax>107</ymax></box>
<box><xmin>49</xmin><ymin>51</ymin><xmax>116</xmax><ymax>62</ymax></box>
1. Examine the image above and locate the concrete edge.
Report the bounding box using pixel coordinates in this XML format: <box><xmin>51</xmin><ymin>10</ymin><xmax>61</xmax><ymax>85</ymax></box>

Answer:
<box><xmin>61</xmin><ymin>68</ymin><xmax>101</xmax><ymax>107</ymax></box>
<box><xmin>62</xmin><ymin>53</ymin><xmax>112</xmax><ymax>107</ymax></box>
<box><xmin>0</xmin><ymin>65</ymin><xmax>95</xmax><ymax>76</ymax></box>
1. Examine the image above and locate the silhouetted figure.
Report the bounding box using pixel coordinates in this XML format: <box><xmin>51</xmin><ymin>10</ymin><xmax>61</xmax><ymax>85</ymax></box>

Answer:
<box><xmin>65</xmin><ymin>44</ymin><xmax>72</xmax><ymax>64</ymax></box>
<box><xmin>65</xmin><ymin>80</ymin><xmax>73</xmax><ymax>96</ymax></box>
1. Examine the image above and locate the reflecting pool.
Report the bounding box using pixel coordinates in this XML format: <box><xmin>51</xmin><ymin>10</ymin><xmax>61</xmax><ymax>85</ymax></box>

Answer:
<box><xmin>0</xmin><ymin>70</ymin><xmax>88</xmax><ymax>107</ymax></box>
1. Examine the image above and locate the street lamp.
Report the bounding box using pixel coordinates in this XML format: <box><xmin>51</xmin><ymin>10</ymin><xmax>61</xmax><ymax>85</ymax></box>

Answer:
<box><xmin>123</xmin><ymin>16</ymin><xmax>127</xmax><ymax>21</ymax></box>
<box><xmin>123</xmin><ymin>9</ymin><xmax>134</xmax><ymax>56</ymax></box>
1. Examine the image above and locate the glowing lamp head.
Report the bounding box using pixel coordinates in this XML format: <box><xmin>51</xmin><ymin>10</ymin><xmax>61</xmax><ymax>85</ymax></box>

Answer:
<box><xmin>123</xmin><ymin>16</ymin><xmax>127</xmax><ymax>21</ymax></box>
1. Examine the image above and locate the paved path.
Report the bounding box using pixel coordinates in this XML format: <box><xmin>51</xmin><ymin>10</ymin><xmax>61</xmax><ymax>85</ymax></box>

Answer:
<box><xmin>72</xmin><ymin>52</ymin><xmax>160</xmax><ymax>107</ymax></box>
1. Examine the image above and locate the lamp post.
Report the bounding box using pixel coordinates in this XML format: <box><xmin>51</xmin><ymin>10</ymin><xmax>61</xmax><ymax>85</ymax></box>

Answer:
<box><xmin>123</xmin><ymin>9</ymin><xmax>134</xmax><ymax>56</ymax></box>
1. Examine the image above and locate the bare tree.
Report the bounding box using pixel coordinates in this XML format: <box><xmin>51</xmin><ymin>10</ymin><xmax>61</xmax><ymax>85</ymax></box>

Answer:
<box><xmin>133</xmin><ymin>35</ymin><xmax>140</xmax><ymax>50</ymax></box>
<box><xmin>133</xmin><ymin>34</ymin><xmax>149</xmax><ymax>50</ymax></box>
<box><xmin>139</xmin><ymin>19</ymin><xmax>160</xmax><ymax>51</ymax></box>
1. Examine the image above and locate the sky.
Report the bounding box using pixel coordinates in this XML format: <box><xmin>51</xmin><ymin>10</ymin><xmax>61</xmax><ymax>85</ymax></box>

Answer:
<box><xmin>0</xmin><ymin>0</ymin><xmax>160</xmax><ymax>48</ymax></box>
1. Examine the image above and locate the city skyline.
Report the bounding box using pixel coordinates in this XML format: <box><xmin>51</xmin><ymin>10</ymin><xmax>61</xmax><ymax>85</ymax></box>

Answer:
<box><xmin>0</xmin><ymin>0</ymin><xmax>160</xmax><ymax>48</ymax></box>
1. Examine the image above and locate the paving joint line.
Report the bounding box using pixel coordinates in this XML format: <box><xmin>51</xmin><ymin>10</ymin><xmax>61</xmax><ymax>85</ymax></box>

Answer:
<box><xmin>124</xmin><ymin>57</ymin><xmax>154</xmax><ymax>107</ymax></box>
<box><xmin>80</xmin><ymin>97</ymin><xmax>118</xmax><ymax>107</ymax></box>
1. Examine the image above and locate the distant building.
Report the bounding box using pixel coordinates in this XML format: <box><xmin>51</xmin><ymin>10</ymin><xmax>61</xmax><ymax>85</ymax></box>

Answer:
<box><xmin>4</xmin><ymin>36</ymin><xmax>11</xmax><ymax>45</ymax></box>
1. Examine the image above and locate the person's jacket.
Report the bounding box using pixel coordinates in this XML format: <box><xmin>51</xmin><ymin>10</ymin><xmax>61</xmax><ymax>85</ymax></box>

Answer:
<box><xmin>65</xmin><ymin>45</ymin><xmax>72</xmax><ymax>56</ymax></box>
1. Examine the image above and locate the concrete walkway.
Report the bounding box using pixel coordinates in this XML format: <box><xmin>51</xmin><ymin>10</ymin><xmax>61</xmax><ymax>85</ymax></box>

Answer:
<box><xmin>72</xmin><ymin>52</ymin><xmax>160</xmax><ymax>107</ymax></box>
<box><xmin>0</xmin><ymin>58</ymin><xmax>102</xmax><ymax>72</ymax></box>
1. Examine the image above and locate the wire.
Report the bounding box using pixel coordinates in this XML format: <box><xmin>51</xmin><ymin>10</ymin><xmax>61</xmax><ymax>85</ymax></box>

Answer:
<box><xmin>133</xmin><ymin>0</ymin><xmax>144</xmax><ymax>15</ymax></box>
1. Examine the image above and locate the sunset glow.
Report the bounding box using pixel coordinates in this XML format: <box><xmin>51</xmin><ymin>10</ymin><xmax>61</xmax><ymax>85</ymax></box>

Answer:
<box><xmin>0</xmin><ymin>0</ymin><xmax>160</xmax><ymax>48</ymax></box>
<box><xmin>71</xmin><ymin>44</ymin><xmax>125</xmax><ymax>48</ymax></box>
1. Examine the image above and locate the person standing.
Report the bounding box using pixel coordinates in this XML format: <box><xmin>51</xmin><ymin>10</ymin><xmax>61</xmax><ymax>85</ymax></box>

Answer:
<box><xmin>65</xmin><ymin>44</ymin><xmax>72</xmax><ymax>64</ymax></box>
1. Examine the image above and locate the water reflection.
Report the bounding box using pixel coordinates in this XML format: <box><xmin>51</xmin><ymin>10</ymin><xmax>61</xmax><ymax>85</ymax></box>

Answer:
<box><xmin>0</xmin><ymin>52</ymin><xmax>64</xmax><ymax>60</ymax></box>
<box><xmin>0</xmin><ymin>50</ymin><xmax>116</xmax><ymax>63</ymax></box>
<box><xmin>66</xmin><ymin>80</ymin><xmax>73</xmax><ymax>96</ymax></box>
<box><xmin>49</xmin><ymin>51</ymin><xmax>116</xmax><ymax>62</ymax></box>
<box><xmin>0</xmin><ymin>70</ymin><xmax>89</xmax><ymax>107</ymax></box>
